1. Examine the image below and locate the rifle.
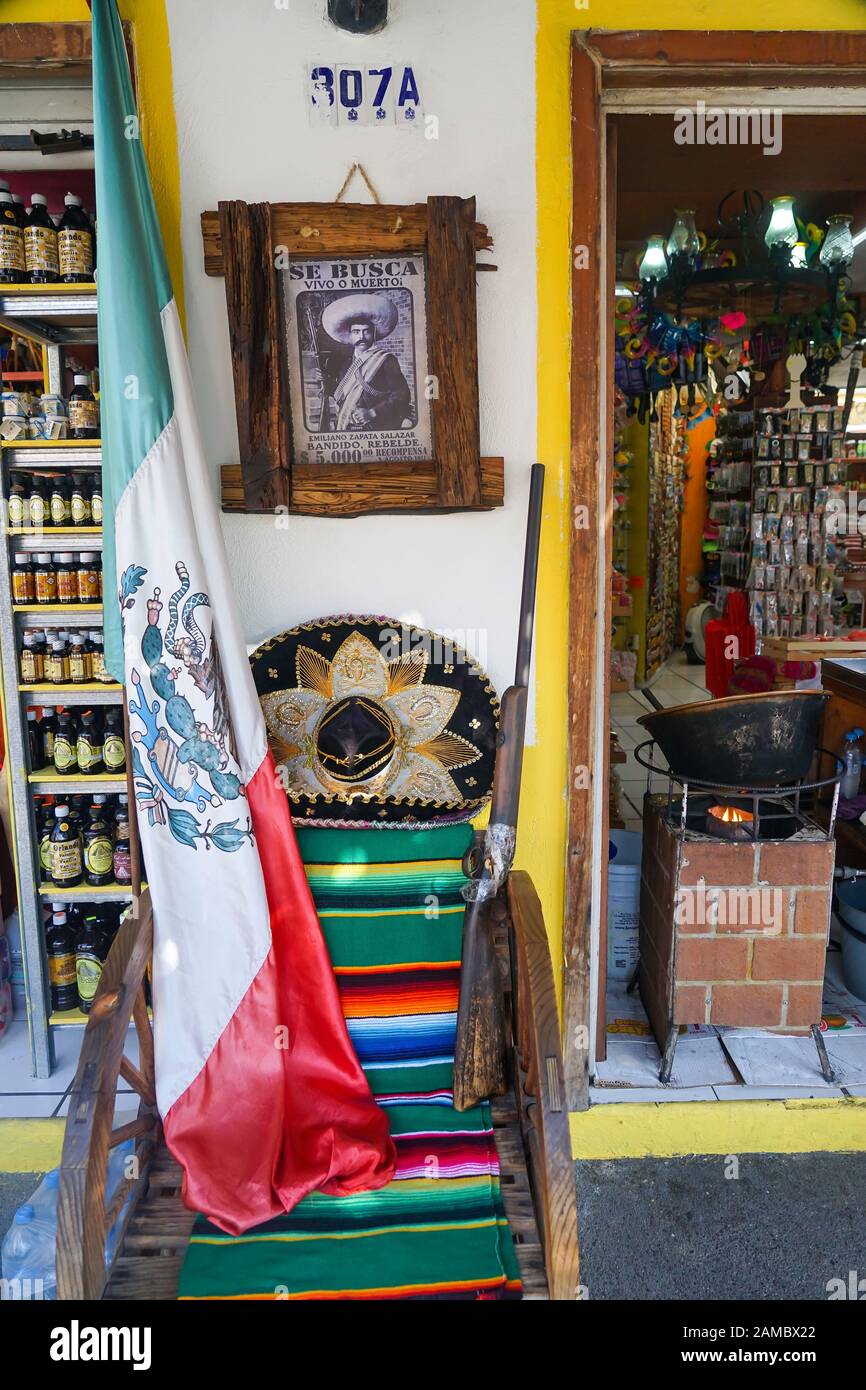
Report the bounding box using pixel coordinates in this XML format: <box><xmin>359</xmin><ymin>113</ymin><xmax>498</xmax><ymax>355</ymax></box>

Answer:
<box><xmin>453</xmin><ymin>463</ymin><xmax>545</xmax><ymax>1112</ymax></box>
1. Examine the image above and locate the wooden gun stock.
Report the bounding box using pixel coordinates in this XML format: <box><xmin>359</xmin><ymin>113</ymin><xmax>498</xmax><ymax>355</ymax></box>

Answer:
<box><xmin>453</xmin><ymin>463</ymin><xmax>543</xmax><ymax>1111</ymax></box>
<box><xmin>453</xmin><ymin>687</ymin><xmax>526</xmax><ymax>1111</ymax></box>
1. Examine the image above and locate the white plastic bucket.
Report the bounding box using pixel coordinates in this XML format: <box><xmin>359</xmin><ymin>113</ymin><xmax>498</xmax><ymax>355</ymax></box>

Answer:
<box><xmin>608</xmin><ymin>829</ymin><xmax>642</xmax><ymax>981</ymax></box>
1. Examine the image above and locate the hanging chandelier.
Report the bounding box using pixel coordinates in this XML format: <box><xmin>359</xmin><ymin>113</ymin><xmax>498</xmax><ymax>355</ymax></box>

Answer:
<box><xmin>637</xmin><ymin>191</ymin><xmax>856</xmax><ymax>319</ymax></box>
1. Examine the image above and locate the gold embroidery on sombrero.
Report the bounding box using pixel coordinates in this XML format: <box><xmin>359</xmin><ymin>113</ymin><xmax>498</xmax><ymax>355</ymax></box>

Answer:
<box><xmin>258</xmin><ymin>629</ymin><xmax>482</xmax><ymax>806</ymax></box>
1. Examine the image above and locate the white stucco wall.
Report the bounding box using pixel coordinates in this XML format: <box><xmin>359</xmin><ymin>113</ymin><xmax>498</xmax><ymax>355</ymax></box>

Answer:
<box><xmin>165</xmin><ymin>0</ymin><xmax>537</xmax><ymax>707</ymax></box>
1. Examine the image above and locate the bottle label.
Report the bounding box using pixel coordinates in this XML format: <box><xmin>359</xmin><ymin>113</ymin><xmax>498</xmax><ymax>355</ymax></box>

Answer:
<box><xmin>0</xmin><ymin>224</ymin><xmax>25</xmax><ymax>274</ymax></box>
<box><xmin>35</xmin><ymin>571</ymin><xmax>57</xmax><ymax>602</ymax></box>
<box><xmin>58</xmin><ymin>227</ymin><xmax>93</xmax><ymax>277</ymax></box>
<box><xmin>69</xmin><ymin>399</ymin><xmax>99</xmax><ymax>432</ymax></box>
<box><xmin>91</xmin><ymin>494</ymin><xmax>103</xmax><ymax>524</ymax></box>
<box><xmin>24</xmin><ymin>225</ymin><xmax>59</xmax><ymax>274</ymax></box>
<box><xmin>85</xmin><ymin>835</ymin><xmax>113</xmax><ymax>876</ymax></box>
<box><xmin>113</xmin><ymin>847</ymin><xmax>132</xmax><ymax>884</ymax></box>
<box><xmin>40</xmin><ymin>836</ymin><xmax>53</xmax><ymax>874</ymax></box>
<box><xmin>76</xmin><ymin>954</ymin><xmax>102</xmax><ymax>1002</ymax></box>
<box><xmin>19</xmin><ymin>650</ymin><xmax>38</xmax><ymax>683</ymax></box>
<box><xmin>50</xmin><ymin>495</ymin><xmax>70</xmax><ymax>525</ymax></box>
<box><xmin>48</xmin><ymin>952</ymin><xmax>76</xmax><ymax>987</ymax></box>
<box><xmin>8</xmin><ymin>495</ymin><xmax>24</xmax><ymax>526</ymax></box>
<box><xmin>29</xmin><ymin>496</ymin><xmax>46</xmax><ymax>527</ymax></box>
<box><xmin>53</xmin><ymin>736</ymin><xmax>76</xmax><ymax>770</ymax></box>
<box><xmin>69</xmin><ymin>652</ymin><xmax>88</xmax><ymax>684</ymax></box>
<box><xmin>51</xmin><ymin>836</ymin><xmax>82</xmax><ymax>881</ymax></box>
<box><xmin>71</xmin><ymin>495</ymin><xmax>91</xmax><ymax>525</ymax></box>
<box><xmin>77</xmin><ymin>737</ymin><xmax>102</xmax><ymax>771</ymax></box>
<box><xmin>104</xmin><ymin>732</ymin><xmax>125</xmax><ymax>769</ymax></box>
<box><xmin>12</xmin><ymin>573</ymin><xmax>33</xmax><ymax>603</ymax></box>
<box><xmin>57</xmin><ymin>571</ymin><xmax>77</xmax><ymax>604</ymax></box>
<box><xmin>77</xmin><ymin>571</ymin><xmax>99</xmax><ymax>602</ymax></box>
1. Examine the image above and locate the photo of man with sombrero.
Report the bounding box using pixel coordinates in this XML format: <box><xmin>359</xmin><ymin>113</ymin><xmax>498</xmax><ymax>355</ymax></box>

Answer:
<box><xmin>318</xmin><ymin>291</ymin><xmax>414</xmax><ymax>432</ymax></box>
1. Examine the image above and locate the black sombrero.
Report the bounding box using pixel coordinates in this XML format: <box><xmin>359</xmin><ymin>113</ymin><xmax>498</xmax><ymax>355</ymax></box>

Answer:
<box><xmin>249</xmin><ymin>615</ymin><xmax>500</xmax><ymax>824</ymax></box>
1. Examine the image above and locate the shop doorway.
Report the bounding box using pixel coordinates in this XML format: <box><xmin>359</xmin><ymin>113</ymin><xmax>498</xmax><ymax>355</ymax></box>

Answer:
<box><xmin>564</xmin><ymin>30</ymin><xmax>866</xmax><ymax>1108</ymax></box>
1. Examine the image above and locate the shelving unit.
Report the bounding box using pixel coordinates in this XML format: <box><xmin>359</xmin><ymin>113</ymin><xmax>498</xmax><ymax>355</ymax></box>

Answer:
<box><xmin>0</xmin><ymin>285</ymin><xmax>136</xmax><ymax>1077</ymax></box>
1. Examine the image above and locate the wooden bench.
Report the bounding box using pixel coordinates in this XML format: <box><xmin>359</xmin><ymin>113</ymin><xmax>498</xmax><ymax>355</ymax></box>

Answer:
<box><xmin>56</xmin><ymin>871</ymin><xmax>580</xmax><ymax>1300</ymax></box>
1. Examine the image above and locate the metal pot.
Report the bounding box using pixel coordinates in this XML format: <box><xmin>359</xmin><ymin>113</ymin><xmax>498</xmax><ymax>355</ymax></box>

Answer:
<box><xmin>636</xmin><ymin>688</ymin><xmax>828</xmax><ymax>786</ymax></box>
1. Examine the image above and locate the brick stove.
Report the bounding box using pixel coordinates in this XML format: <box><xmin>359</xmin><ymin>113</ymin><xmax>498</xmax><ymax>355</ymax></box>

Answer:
<box><xmin>635</xmin><ymin>769</ymin><xmax>839</xmax><ymax>1083</ymax></box>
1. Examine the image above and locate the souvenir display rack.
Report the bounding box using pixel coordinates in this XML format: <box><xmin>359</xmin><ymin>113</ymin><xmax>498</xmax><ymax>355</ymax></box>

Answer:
<box><xmin>645</xmin><ymin>391</ymin><xmax>687</xmax><ymax>678</ymax></box>
<box><xmin>747</xmin><ymin>401</ymin><xmax>850</xmax><ymax>648</ymax></box>
<box><xmin>0</xmin><ymin>285</ymin><xmax>140</xmax><ymax>1077</ymax></box>
<box><xmin>706</xmin><ymin>406</ymin><xmax>752</xmax><ymax>603</ymax></box>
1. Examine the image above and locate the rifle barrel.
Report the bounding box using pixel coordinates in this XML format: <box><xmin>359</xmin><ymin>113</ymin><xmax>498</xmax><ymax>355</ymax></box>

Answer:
<box><xmin>514</xmin><ymin>463</ymin><xmax>545</xmax><ymax>689</ymax></box>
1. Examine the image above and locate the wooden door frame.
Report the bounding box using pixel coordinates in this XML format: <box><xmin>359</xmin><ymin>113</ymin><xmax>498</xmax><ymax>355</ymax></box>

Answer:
<box><xmin>563</xmin><ymin>29</ymin><xmax>866</xmax><ymax>1111</ymax></box>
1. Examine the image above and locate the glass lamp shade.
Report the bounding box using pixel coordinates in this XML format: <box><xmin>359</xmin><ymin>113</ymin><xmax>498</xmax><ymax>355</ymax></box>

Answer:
<box><xmin>819</xmin><ymin>214</ymin><xmax>855</xmax><ymax>270</ymax></box>
<box><xmin>639</xmin><ymin>235</ymin><xmax>668</xmax><ymax>283</ymax></box>
<box><xmin>666</xmin><ymin>209</ymin><xmax>700</xmax><ymax>260</ymax></box>
<box><xmin>764</xmin><ymin>195</ymin><xmax>798</xmax><ymax>251</ymax></box>
<box><xmin>790</xmin><ymin>241</ymin><xmax>808</xmax><ymax>269</ymax></box>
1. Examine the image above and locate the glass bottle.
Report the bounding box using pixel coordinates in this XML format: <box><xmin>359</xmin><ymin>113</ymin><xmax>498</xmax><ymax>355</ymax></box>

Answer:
<box><xmin>26</xmin><ymin>708</ymin><xmax>45</xmax><ymax>771</ymax></box>
<box><xmin>68</xmin><ymin>374</ymin><xmax>99</xmax><ymax>440</ymax></box>
<box><xmin>40</xmin><ymin>708</ymin><xmax>57</xmax><ymax>764</ymax></box>
<box><xmin>11</xmin><ymin>552</ymin><xmax>34</xmax><ymax>604</ymax></box>
<box><xmin>24</xmin><ymin>193</ymin><xmax>59</xmax><ymax>284</ymax></box>
<box><xmin>58</xmin><ymin>193</ymin><xmax>93</xmax><ymax>283</ymax></box>
<box><xmin>0</xmin><ymin>189</ymin><xmax>26</xmax><ymax>283</ymax></box>
<box><xmin>103</xmin><ymin>707</ymin><xmax>126</xmax><ymax>771</ymax></box>
<box><xmin>28</xmin><ymin>479</ymin><xmax>47</xmax><ymax>532</ymax></box>
<box><xmin>53</xmin><ymin>711</ymin><xmax>77</xmax><ymax>774</ymax></box>
<box><xmin>50</xmin><ymin>804</ymin><xmax>82</xmax><ymax>889</ymax></box>
<box><xmin>7</xmin><ymin>474</ymin><xmax>26</xmax><ymax>529</ymax></box>
<box><xmin>113</xmin><ymin>816</ymin><xmax>132</xmax><ymax>886</ymax></box>
<box><xmin>47</xmin><ymin>638</ymin><xmax>69</xmax><ymax>686</ymax></box>
<box><xmin>55</xmin><ymin>553</ymin><xmax>77</xmax><ymax>605</ymax></box>
<box><xmin>90</xmin><ymin>473</ymin><xmax>103</xmax><ymax>525</ymax></box>
<box><xmin>83</xmin><ymin>811</ymin><xmax>113</xmax><ymax>889</ymax></box>
<box><xmin>38</xmin><ymin>799</ymin><xmax>55</xmax><ymax>884</ymax></box>
<box><xmin>75</xmin><ymin>913</ymin><xmax>108</xmax><ymax>1012</ymax></box>
<box><xmin>68</xmin><ymin>635</ymin><xmax>89</xmax><ymax>685</ymax></box>
<box><xmin>45</xmin><ymin>907</ymin><xmax>78</xmax><ymax>1011</ymax></box>
<box><xmin>49</xmin><ymin>478</ymin><xmax>71</xmax><ymax>528</ymax></box>
<box><xmin>76</xmin><ymin>710</ymin><xmax>103</xmax><ymax>775</ymax></box>
<box><xmin>70</xmin><ymin>474</ymin><xmax>91</xmax><ymax>527</ymax></box>
<box><xmin>76</xmin><ymin>553</ymin><xmax>101</xmax><ymax>605</ymax></box>
<box><xmin>33</xmin><ymin>553</ymin><xmax>56</xmax><ymax>604</ymax></box>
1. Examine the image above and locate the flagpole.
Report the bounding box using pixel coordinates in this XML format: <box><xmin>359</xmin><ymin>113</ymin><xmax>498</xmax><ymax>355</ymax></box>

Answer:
<box><xmin>122</xmin><ymin>695</ymin><xmax>143</xmax><ymax>909</ymax></box>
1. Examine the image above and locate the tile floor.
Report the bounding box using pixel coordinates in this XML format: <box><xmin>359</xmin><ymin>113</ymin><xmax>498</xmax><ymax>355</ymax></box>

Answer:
<box><xmin>0</xmin><ymin>1018</ymin><xmax>137</xmax><ymax>1119</ymax></box>
<box><xmin>611</xmin><ymin>649</ymin><xmax>711</xmax><ymax>832</ymax></box>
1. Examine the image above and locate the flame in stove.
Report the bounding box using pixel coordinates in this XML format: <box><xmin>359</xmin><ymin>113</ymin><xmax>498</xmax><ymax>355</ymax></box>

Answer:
<box><xmin>710</xmin><ymin>804</ymin><xmax>754</xmax><ymax>825</ymax></box>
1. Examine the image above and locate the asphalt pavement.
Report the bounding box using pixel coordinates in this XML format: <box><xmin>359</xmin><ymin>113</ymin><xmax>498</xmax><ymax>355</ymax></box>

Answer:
<box><xmin>575</xmin><ymin>1153</ymin><xmax>866</xmax><ymax>1300</ymax></box>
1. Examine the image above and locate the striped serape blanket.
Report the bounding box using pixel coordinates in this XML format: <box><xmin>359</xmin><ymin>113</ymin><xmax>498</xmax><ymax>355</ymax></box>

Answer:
<box><xmin>178</xmin><ymin>824</ymin><xmax>523</xmax><ymax>1300</ymax></box>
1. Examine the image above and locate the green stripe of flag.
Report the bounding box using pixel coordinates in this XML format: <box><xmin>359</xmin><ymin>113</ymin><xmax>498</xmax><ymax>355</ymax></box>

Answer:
<box><xmin>92</xmin><ymin>0</ymin><xmax>175</xmax><ymax>681</ymax></box>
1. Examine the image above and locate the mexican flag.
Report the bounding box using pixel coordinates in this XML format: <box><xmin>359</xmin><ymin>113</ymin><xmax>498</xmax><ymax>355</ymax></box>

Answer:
<box><xmin>91</xmin><ymin>0</ymin><xmax>394</xmax><ymax>1233</ymax></box>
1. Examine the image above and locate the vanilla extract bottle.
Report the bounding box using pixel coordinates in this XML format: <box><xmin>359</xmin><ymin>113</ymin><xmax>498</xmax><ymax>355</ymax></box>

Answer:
<box><xmin>50</xmin><ymin>804</ymin><xmax>82</xmax><ymax>889</ymax></box>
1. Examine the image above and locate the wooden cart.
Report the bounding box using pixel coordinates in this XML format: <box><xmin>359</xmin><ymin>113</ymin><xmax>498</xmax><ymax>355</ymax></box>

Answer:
<box><xmin>55</xmin><ymin>872</ymin><xmax>579</xmax><ymax>1301</ymax></box>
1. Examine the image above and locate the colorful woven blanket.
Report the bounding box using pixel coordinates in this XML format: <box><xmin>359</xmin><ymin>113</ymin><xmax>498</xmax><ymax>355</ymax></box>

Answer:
<box><xmin>178</xmin><ymin>825</ymin><xmax>523</xmax><ymax>1300</ymax></box>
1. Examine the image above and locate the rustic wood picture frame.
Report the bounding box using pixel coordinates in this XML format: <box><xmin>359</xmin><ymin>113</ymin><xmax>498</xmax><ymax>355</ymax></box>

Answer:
<box><xmin>200</xmin><ymin>196</ymin><xmax>503</xmax><ymax>516</ymax></box>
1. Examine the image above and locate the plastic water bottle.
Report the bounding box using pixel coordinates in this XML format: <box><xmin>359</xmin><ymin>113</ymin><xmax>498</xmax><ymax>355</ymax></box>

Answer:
<box><xmin>840</xmin><ymin>728</ymin><xmax>864</xmax><ymax>800</ymax></box>
<box><xmin>29</xmin><ymin>1167</ymin><xmax>60</xmax><ymax>1222</ymax></box>
<box><xmin>104</xmin><ymin>1139</ymin><xmax>135</xmax><ymax>1267</ymax></box>
<box><xmin>1</xmin><ymin>1203</ymin><xmax>56</xmax><ymax>1300</ymax></box>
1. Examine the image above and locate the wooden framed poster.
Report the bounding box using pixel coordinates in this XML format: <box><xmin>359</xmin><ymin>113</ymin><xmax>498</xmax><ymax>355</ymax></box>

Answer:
<box><xmin>200</xmin><ymin>197</ymin><xmax>503</xmax><ymax>516</ymax></box>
